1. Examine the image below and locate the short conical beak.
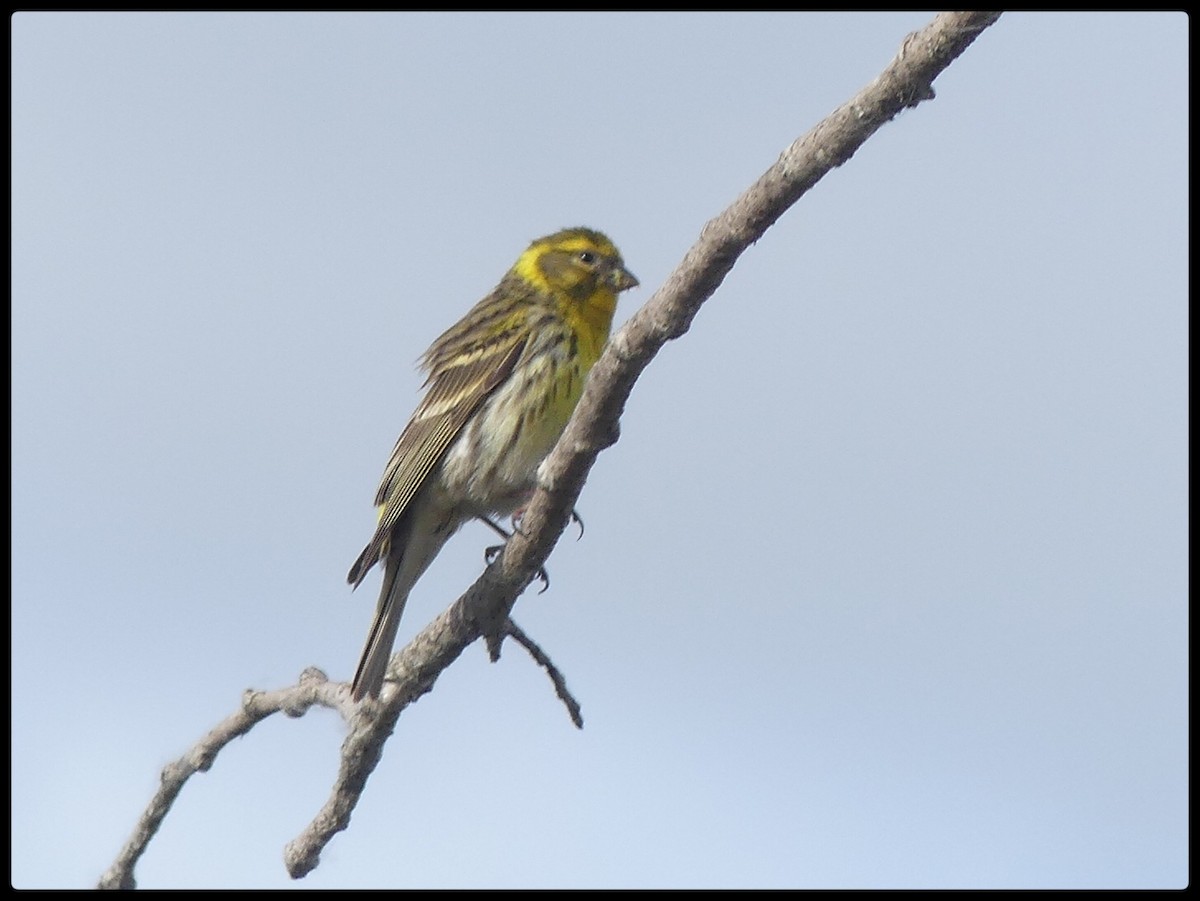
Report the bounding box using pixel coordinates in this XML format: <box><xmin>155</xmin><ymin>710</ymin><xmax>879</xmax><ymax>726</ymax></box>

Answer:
<box><xmin>608</xmin><ymin>265</ymin><xmax>639</xmax><ymax>292</ymax></box>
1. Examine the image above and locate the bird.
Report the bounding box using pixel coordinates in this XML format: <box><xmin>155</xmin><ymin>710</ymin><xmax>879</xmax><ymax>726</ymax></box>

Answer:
<box><xmin>347</xmin><ymin>227</ymin><xmax>638</xmax><ymax>700</ymax></box>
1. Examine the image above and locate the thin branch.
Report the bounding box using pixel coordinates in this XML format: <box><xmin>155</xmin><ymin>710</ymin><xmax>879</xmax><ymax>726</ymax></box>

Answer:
<box><xmin>500</xmin><ymin>617</ymin><xmax>585</xmax><ymax>729</ymax></box>
<box><xmin>101</xmin><ymin>11</ymin><xmax>1002</xmax><ymax>888</ymax></box>
<box><xmin>286</xmin><ymin>10</ymin><xmax>1001</xmax><ymax>878</ymax></box>
<box><xmin>98</xmin><ymin>668</ymin><xmax>346</xmax><ymax>890</ymax></box>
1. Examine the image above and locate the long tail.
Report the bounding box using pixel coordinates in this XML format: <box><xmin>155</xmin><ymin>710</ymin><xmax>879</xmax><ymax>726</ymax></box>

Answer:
<box><xmin>350</xmin><ymin>551</ymin><xmax>409</xmax><ymax>701</ymax></box>
<box><xmin>349</xmin><ymin>506</ymin><xmax>458</xmax><ymax>700</ymax></box>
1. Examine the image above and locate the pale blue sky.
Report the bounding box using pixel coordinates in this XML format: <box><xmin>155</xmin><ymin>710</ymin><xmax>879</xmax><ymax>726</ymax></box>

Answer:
<box><xmin>11</xmin><ymin>12</ymin><xmax>1187</xmax><ymax>889</ymax></box>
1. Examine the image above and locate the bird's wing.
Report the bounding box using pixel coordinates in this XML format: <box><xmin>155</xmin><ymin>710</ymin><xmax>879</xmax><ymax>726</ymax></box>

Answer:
<box><xmin>347</xmin><ymin>329</ymin><xmax>527</xmax><ymax>586</ymax></box>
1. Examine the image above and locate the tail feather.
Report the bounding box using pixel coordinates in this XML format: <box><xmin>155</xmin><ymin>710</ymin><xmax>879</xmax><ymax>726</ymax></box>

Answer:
<box><xmin>350</xmin><ymin>555</ymin><xmax>408</xmax><ymax>700</ymax></box>
<box><xmin>348</xmin><ymin>505</ymin><xmax>459</xmax><ymax>700</ymax></box>
<box><xmin>347</xmin><ymin>543</ymin><xmax>375</xmax><ymax>588</ymax></box>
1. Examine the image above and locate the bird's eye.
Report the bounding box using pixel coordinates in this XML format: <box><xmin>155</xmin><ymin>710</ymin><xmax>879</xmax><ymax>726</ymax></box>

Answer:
<box><xmin>577</xmin><ymin>250</ymin><xmax>597</xmax><ymax>266</ymax></box>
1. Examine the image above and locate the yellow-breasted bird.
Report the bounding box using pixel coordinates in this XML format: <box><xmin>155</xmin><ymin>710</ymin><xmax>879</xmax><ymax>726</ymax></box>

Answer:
<box><xmin>347</xmin><ymin>227</ymin><xmax>638</xmax><ymax>700</ymax></box>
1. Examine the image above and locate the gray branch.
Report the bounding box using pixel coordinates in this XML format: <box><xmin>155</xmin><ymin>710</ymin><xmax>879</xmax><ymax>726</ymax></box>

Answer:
<box><xmin>98</xmin><ymin>11</ymin><xmax>1002</xmax><ymax>889</ymax></box>
<box><xmin>98</xmin><ymin>668</ymin><xmax>349</xmax><ymax>889</ymax></box>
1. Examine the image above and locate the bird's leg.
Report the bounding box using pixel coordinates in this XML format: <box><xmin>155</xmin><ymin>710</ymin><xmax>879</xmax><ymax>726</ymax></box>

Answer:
<box><xmin>479</xmin><ymin>515</ymin><xmax>550</xmax><ymax>593</ymax></box>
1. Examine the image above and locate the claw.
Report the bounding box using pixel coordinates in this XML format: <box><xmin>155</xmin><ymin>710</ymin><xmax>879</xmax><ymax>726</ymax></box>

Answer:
<box><xmin>479</xmin><ymin>517</ymin><xmax>549</xmax><ymax>592</ymax></box>
<box><xmin>570</xmin><ymin>508</ymin><xmax>585</xmax><ymax>540</ymax></box>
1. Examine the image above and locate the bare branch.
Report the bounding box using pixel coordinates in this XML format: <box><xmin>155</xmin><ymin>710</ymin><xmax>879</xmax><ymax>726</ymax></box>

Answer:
<box><xmin>287</xmin><ymin>11</ymin><xmax>1002</xmax><ymax>878</ymax></box>
<box><xmin>101</xmin><ymin>12</ymin><xmax>1002</xmax><ymax>887</ymax></box>
<box><xmin>98</xmin><ymin>668</ymin><xmax>347</xmax><ymax>890</ymax></box>
<box><xmin>499</xmin><ymin>618</ymin><xmax>585</xmax><ymax>730</ymax></box>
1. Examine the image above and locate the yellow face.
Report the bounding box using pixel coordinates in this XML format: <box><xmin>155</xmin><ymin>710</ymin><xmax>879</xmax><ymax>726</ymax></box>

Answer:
<box><xmin>515</xmin><ymin>227</ymin><xmax>639</xmax><ymax>302</ymax></box>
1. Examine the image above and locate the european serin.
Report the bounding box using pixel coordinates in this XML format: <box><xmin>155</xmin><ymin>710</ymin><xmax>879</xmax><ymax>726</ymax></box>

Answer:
<box><xmin>348</xmin><ymin>227</ymin><xmax>638</xmax><ymax>700</ymax></box>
